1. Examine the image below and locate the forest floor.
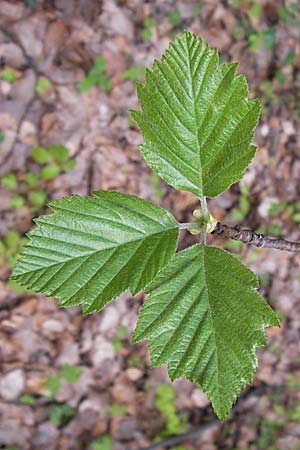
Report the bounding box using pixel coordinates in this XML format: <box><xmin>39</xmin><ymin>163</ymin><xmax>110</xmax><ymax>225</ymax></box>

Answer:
<box><xmin>0</xmin><ymin>1</ymin><xmax>300</xmax><ymax>449</ymax></box>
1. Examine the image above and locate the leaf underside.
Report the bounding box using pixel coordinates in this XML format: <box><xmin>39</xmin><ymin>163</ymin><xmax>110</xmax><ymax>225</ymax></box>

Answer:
<box><xmin>131</xmin><ymin>31</ymin><xmax>261</xmax><ymax>198</ymax></box>
<box><xmin>133</xmin><ymin>244</ymin><xmax>279</xmax><ymax>420</ymax></box>
<box><xmin>11</xmin><ymin>191</ymin><xmax>179</xmax><ymax>314</ymax></box>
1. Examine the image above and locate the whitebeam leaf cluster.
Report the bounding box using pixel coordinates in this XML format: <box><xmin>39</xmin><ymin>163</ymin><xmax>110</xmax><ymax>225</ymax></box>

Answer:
<box><xmin>12</xmin><ymin>31</ymin><xmax>278</xmax><ymax>420</ymax></box>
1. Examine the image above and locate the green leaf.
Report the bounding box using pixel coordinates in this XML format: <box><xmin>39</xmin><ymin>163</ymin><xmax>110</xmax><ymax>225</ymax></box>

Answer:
<box><xmin>25</xmin><ymin>172</ymin><xmax>39</xmax><ymax>187</ymax></box>
<box><xmin>63</xmin><ymin>158</ymin><xmax>75</xmax><ymax>172</ymax></box>
<box><xmin>46</xmin><ymin>375</ymin><xmax>60</xmax><ymax>398</ymax></box>
<box><xmin>32</xmin><ymin>147</ymin><xmax>52</xmax><ymax>164</ymax></box>
<box><xmin>36</xmin><ymin>77</ymin><xmax>52</xmax><ymax>95</ymax></box>
<box><xmin>144</xmin><ymin>17</ymin><xmax>155</xmax><ymax>29</ymax></box>
<box><xmin>283</xmin><ymin>49</ymin><xmax>295</xmax><ymax>66</ymax></box>
<box><xmin>2</xmin><ymin>67</ymin><xmax>18</xmax><ymax>83</ymax></box>
<box><xmin>1</xmin><ymin>172</ymin><xmax>17</xmax><ymax>189</ymax></box>
<box><xmin>98</xmin><ymin>74</ymin><xmax>112</xmax><ymax>91</ymax></box>
<box><xmin>263</xmin><ymin>28</ymin><xmax>276</xmax><ymax>50</ymax></box>
<box><xmin>20</xmin><ymin>394</ymin><xmax>36</xmax><ymax>405</ymax></box>
<box><xmin>0</xmin><ymin>131</ymin><xmax>5</xmax><ymax>144</ymax></box>
<box><xmin>123</xmin><ymin>65</ymin><xmax>145</xmax><ymax>82</ymax></box>
<box><xmin>131</xmin><ymin>31</ymin><xmax>260</xmax><ymax>198</ymax></box>
<box><xmin>142</xmin><ymin>28</ymin><xmax>152</xmax><ymax>42</ymax></box>
<box><xmin>133</xmin><ymin>244</ymin><xmax>279</xmax><ymax>420</ymax></box>
<box><xmin>5</xmin><ymin>230</ymin><xmax>20</xmax><ymax>251</ymax></box>
<box><xmin>50</xmin><ymin>403</ymin><xmax>75</xmax><ymax>426</ymax></box>
<box><xmin>107</xmin><ymin>403</ymin><xmax>128</xmax><ymax>416</ymax></box>
<box><xmin>41</xmin><ymin>165</ymin><xmax>60</xmax><ymax>181</ymax></box>
<box><xmin>275</xmin><ymin>70</ymin><xmax>285</xmax><ymax>85</ymax></box>
<box><xmin>94</xmin><ymin>55</ymin><xmax>106</xmax><ymax>72</ymax></box>
<box><xmin>79</xmin><ymin>73</ymin><xmax>97</xmax><ymax>92</ymax></box>
<box><xmin>11</xmin><ymin>192</ymin><xmax>179</xmax><ymax>314</ymax></box>
<box><xmin>59</xmin><ymin>364</ymin><xmax>82</xmax><ymax>383</ymax></box>
<box><xmin>249</xmin><ymin>4</ymin><xmax>262</xmax><ymax>19</ymax></box>
<box><xmin>10</xmin><ymin>195</ymin><xmax>25</xmax><ymax>210</ymax></box>
<box><xmin>48</xmin><ymin>145</ymin><xmax>69</xmax><ymax>164</ymax></box>
<box><xmin>79</xmin><ymin>56</ymin><xmax>110</xmax><ymax>92</ymax></box>
<box><xmin>168</xmin><ymin>9</ymin><xmax>181</xmax><ymax>26</ymax></box>
<box><xmin>28</xmin><ymin>189</ymin><xmax>47</xmax><ymax>208</ymax></box>
<box><xmin>91</xmin><ymin>435</ymin><xmax>112</xmax><ymax>450</ymax></box>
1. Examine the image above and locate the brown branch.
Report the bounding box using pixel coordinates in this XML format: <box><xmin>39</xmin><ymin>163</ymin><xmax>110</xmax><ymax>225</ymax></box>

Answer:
<box><xmin>212</xmin><ymin>222</ymin><xmax>300</xmax><ymax>252</ymax></box>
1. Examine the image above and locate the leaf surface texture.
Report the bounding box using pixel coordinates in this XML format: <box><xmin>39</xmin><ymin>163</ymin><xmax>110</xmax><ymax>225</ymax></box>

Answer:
<box><xmin>12</xmin><ymin>191</ymin><xmax>179</xmax><ymax>314</ymax></box>
<box><xmin>131</xmin><ymin>31</ymin><xmax>260</xmax><ymax>198</ymax></box>
<box><xmin>133</xmin><ymin>244</ymin><xmax>279</xmax><ymax>419</ymax></box>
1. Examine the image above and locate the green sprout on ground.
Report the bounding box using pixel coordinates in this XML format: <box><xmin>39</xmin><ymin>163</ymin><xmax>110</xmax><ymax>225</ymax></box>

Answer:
<box><xmin>50</xmin><ymin>403</ymin><xmax>75</xmax><ymax>427</ymax></box>
<box><xmin>79</xmin><ymin>56</ymin><xmax>111</xmax><ymax>92</ymax></box>
<box><xmin>1</xmin><ymin>67</ymin><xmax>19</xmax><ymax>83</ymax></box>
<box><xmin>45</xmin><ymin>364</ymin><xmax>82</xmax><ymax>400</ymax></box>
<box><xmin>36</xmin><ymin>77</ymin><xmax>52</xmax><ymax>95</ymax></box>
<box><xmin>123</xmin><ymin>65</ymin><xmax>145</xmax><ymax>83</ymax></box>
<box><xmin>155</xmin><ymin>385</ymin><xmax>187</xmax><ymax>439</ymax></box>
<box><xmin>168</xmin><ymin>9</ymin><xmax>181</xmax><ymax>27</ymax></box>
<box><xmin>113</xmin><ymin>325</ymin><xmax>128</xmax><ymax>352</ymax></box>
<box><xmin>142</xmin><ymin>17</ymin><xmax>156</xmax><ymax>42</ymax></box>
<box><xmin>18</xmin><ymin>365</ymin><xmax>83</xmax><ymax>427</ymax></box>
<box><xmin>231</xmin><ymin>183</ymin><xmax>250</xmax><ymax>222</ymax></box>
<box><xmin>20</xmin><ymin>394</ymin><xmax>36</xmax><ymax>405</ymax></box>
<box><xmin>107</xmin><ymin>403</ymin><xmax>128</xmax><ymax>417</ymax></box>
<box><xmin>0</xmin><ymin>230</ymin><xmax>27</xmax><ymax>270</ymax></box>
<box><xmin>1</xmin><ymin>144</ymin><xmax>75</xmax><ymax>212</ymax></box>
<box><xmin>91</xmin><ymin>435</ymin><xmax>113</xmax><ymax>450</ymax></box>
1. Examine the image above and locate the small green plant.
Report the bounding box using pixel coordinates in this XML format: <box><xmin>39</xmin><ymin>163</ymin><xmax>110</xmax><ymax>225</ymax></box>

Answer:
<box><xmin>231</xmin><ymin>183</ymin><xmax>250</xmax><ymax>221</ymax></box>
<box><xmin>59</xmin><ymin>364</ymin><xmax>82</xmax><ymax>383</ymax></box>
<box><xmin>113</xmin><ymin>325</ymin><xmax>128</xmax><ymax>352</ymax></box>
<box><xmin>168</xmin><ymin>9</ymin><xmax>181</xmax><ymax>27</ymax></box>
<box><xmin>32</xmin><ymin>144</ymin><xmax>75</xmax><ymax>178</ymax></box>
<box><xmin>123</xmin><ymin>65</ymin><xmax>145</xmax><ymax>82</ymax></box>
<box><xmin>155</xmin><ymin>385</ymin><xmax>187</xmax><ymax>438</ymax></box>
<box><xmin>20</xmin><ymin>394</ymin><xmax>36</xmax><ymax>405</ymax></box>
<box><xmin>192</xmin><ymin>1</ymin><xmax>202</xmax><ymax>18</ymax></box>
<box><xmin>50</xmin><ymin>403</ymin><xmax>75</xmax><ymax>426</ymax></box>
<box><xmin>91</xmin><ymin>435</ymin><xmax>113</xmax><ymax>450</ymax></box>
<box><xmin>14</xmin><ymin>31</ymin><xmax>297</xmax><ymax>421</ymax></box>
<box><xmin>1</xmin><ymin>172</ymin><xmax>18</xmax><ymax>190</ymax></box>
<box><xmin>107</xmin><ymin>403</ymin><xmax>128</xmax><ymax>417</ymax></box>
<box><xmin>46</xmin><ymin>374</ymin><xmax>61</xmax><ymax>399</ymax></box>
<box><xmin>255</xmin><ymin>418</ymin><xmax>283</xmax><ymax>449</ymax></box>
<box><xmin>1</xmin><ymin>144</ymin><xmax>74</xmax><ymax>212</ymax></box>
<box><xmin>249</xmin><ymin>3</ymin><xmax>262</xmax><ymax>20</ymax></box>
<box><xmin>0</xmin><ymin>131</ymin><xmax>5</xmax><ymax>144</ymax></box>
<box><xmin>42</xmin><ymin>366</ymin><xmax>82</xmax><ymax>427</ymax></box>
<box><xmin>45</xmin><ymin>364</ymin><xmax>82</xmax><ymax>399</ymax></box>
<box><xmin>1</xmin><ymin>67</ymin><xmax>18</xmax><ymax>83</ymax></box>
<box><xmin>36</xmin><ymin>77</ymin><xmax>52</xmax><ymax>95</ymax></box>
<box><xmin>0</xmin><ymin>230</ymin><xmax>27</xmax><ymax>269</ymax></box>
<box><xmin>142</xmin><ymin>17</ymin><xmax>156</xmax><ymax>42</ymax></box>
<box><xmin>79</xmin><ymin>56</ymin><xmax>111</xmax><ymax>92</ymax></box>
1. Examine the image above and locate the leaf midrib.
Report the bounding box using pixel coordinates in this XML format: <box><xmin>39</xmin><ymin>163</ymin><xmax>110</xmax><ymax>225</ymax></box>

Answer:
<box><xmin>202</xmin><ymin>246</ymin><xmax>221</xmax><ymax>408</ymax></box>
<box><xmin>184</xmin><ymin>34</ymin><xmax>202</xmax><ymax>197</ymax></box>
